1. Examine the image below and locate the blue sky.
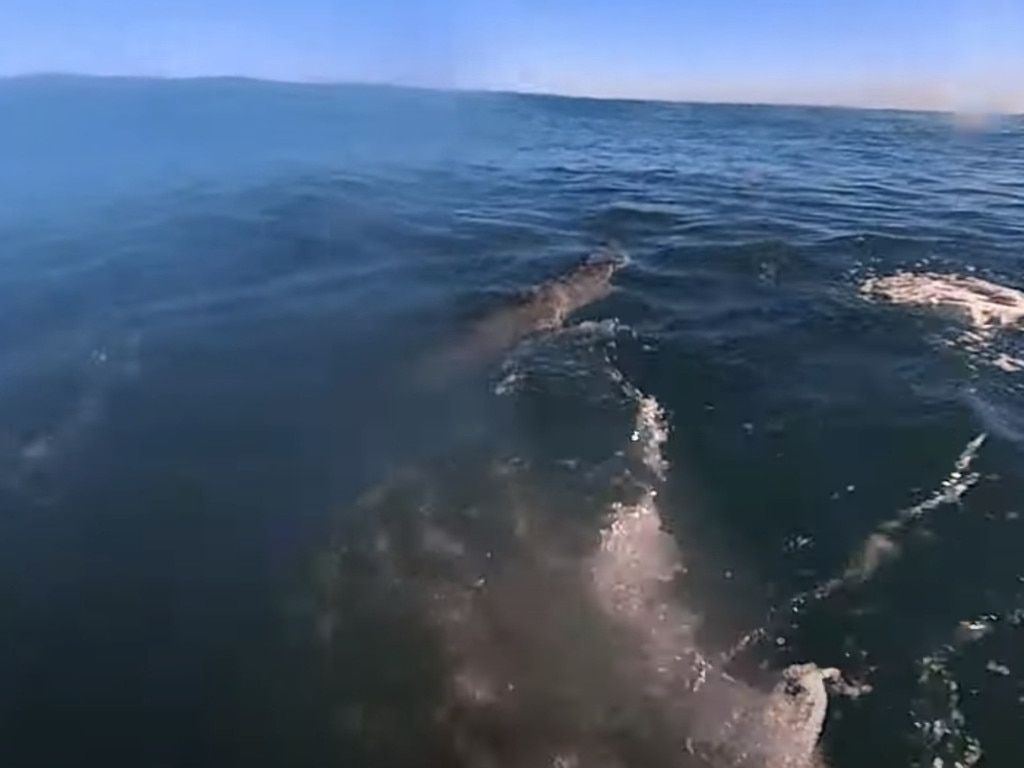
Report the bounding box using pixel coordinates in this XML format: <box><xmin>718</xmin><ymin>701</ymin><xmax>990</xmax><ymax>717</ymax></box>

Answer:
<box><xmin>2</xmin><ymin>0</ymin><xmax>1022</xmax><ymax>108</ymax></box>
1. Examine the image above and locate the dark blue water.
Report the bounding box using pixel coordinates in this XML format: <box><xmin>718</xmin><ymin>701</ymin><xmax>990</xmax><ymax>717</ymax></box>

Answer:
<box><xmin>1</xmin><ymin>75</ymin><xmax>1023</xmax><ymax>768</ymax></box>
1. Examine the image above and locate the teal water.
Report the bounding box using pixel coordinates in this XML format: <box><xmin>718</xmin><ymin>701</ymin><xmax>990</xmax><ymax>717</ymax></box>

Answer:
<box><xmin>1</xmin><ymin>75</ymin><xmax>1023</xmax><ymax>767</ymax></box>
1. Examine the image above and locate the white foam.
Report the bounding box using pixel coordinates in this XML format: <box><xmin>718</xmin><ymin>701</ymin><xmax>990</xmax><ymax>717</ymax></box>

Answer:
<box><xmin>589</xmin><ymin>393</ymin><xmax>691</xmax><ymax>672</ymax></box>
<box><xmin>911</xmin><ymin>611</ymin><xmax>1002</xmax><ymax>768</ymax></box>
<box><xmin>861</xmin><ymin>271</ymin><xmax>1024</xmax><ymax>372</ymax></box>
<box><xmin>913</xmin><ymin>649</ymin><xmax>984</xmax><ymax>768</ymax></box>
<box><xmin>862</xmin><ymin>272</ymin><xmax>1024</xmax><ymax>335</ymax></box>
<box><xmin>991</xmin><ymin>353</ymin><xmax>1024</xmax><ymax>372</ymax></box>
<box><xmin>589</xmin><ymin>492</ymin><xmax>709</xmax><ymax>697</ymax></box>
<box><xmin>631</xmin><ymin>395</ymin><xmax>670</xmax><ymax>480</ymax></box>
<box><xmin>589</xmin><ymin>390</ymin><xmax>837</xmax><ymax>767</ymax></box>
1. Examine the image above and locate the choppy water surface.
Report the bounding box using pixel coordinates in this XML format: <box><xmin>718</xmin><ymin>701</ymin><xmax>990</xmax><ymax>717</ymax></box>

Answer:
<box><xmin>1</xmin><ymin>76</ymin><xmax>1023</xmax><ymax>767</ymax></box>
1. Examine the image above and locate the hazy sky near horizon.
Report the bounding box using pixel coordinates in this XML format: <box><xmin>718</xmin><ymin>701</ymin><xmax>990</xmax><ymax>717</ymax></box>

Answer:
<box><xmin>2</xmin><ymin>0</ymin><xmax>1022</xmax><ymax>108</ymax></box>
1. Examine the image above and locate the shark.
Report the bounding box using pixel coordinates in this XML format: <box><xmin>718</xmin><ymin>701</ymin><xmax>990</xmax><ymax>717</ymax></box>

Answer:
<box><xmin>421</xmin><ymin>248</ymin><xmax>626</xmax><ymax>385</ymax></box>
<box><xmin>317</xmin><ymin>249</ymin><xmax>852</xmax><ymax>766</ymax></box>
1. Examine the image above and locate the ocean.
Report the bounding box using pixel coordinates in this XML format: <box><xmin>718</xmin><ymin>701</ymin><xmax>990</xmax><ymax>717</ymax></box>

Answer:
<box><xmin>0</xmin><ymin>75</ymin><xmax>1022</xmax><ymax>768</ymax></box>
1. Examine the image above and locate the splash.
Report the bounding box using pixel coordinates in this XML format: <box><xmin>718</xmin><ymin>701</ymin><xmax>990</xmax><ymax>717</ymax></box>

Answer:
<box><xmin>913</xmin><ymin>606</ymin><xmax>1024</xmax><ymax>767</ymax></box>
<box><xmin>588</xmin><ymin>395</ymin><xmax>702</xmax><ymax>686</ymax></box>
<box><xmin>909</xmin><ymin>612</ymin><xmax>1001</xmax><ymax>768</ymax></box>
<box><xmin>861</xmin><ymin>272</ymin><xmax>1024</xmax><ymax>372</ymax></box>
<box><xmin>914</xmin><ymin>650</ymin><xmax>985</xmax><ymax>768</ymax></box>
<box><xmin>589</xmin><ymin>392</ymin><xmax>840</xmax><ymax>767</ymax></box>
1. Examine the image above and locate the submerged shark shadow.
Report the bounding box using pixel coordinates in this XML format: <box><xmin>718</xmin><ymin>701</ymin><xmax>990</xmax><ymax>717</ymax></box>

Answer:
<box><xmin>419</xmin><ymin>247</ymin><xmax>627</xmax><ymax>388</ymax></box>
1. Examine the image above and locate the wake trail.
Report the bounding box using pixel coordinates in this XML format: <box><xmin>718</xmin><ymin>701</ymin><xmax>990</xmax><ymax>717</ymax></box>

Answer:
<box><xmin>723</xmin><ymin>432</ymin><xmax>988</xmax><ymax>665</ymax></box>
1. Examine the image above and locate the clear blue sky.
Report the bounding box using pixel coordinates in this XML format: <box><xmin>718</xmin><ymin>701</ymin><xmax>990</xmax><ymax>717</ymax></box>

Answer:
<box><xmin>2</xmin><ymin>0</ymin><xmax>1022</xmax><ymax>108</ymax></box>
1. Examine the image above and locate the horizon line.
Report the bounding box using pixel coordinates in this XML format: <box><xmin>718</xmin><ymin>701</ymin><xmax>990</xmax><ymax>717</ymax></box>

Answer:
<box><xmin>3</xmin><ymin>71</ymin><xmax>1022</xmax><ymax>117</ymax></box>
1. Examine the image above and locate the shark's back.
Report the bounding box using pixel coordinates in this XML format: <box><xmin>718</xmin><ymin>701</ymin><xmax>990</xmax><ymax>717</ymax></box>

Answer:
<box><xmin>421</xmin><ymin>249</ymin><xmax>625</xmax><ymax>385</ymax></box>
